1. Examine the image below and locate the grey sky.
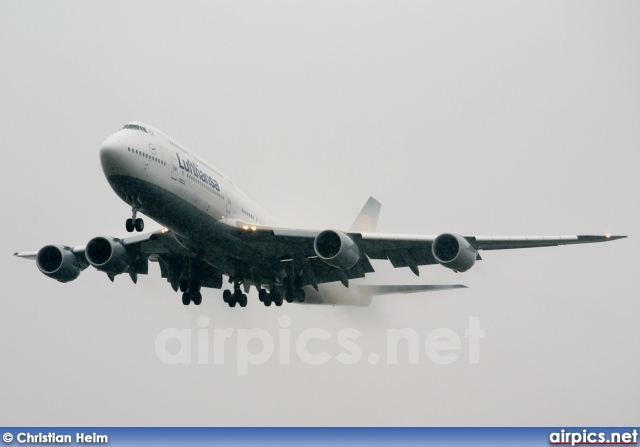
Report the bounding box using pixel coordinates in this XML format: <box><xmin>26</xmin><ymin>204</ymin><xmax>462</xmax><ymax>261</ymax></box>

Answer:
<box><xmin>1</xmin><ymin>1</ymin><xmax>638</xmax><ymax>426</ymax></box>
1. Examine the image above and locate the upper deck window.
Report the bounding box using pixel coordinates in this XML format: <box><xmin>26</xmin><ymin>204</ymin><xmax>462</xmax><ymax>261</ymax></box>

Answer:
<box><xmin>121</xmin><ymin>124</ymin><xmax>148</xmax><ymax>133</ymax></box>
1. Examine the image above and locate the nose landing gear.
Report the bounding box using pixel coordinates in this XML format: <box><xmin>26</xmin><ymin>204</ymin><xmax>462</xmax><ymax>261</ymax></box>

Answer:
<box><xmin>125</xmin><ymin>218</ymin><xmax>144</xmax><ymax>232</ymax></box>
<box><xmin>125</xmin><ymin>202</ymin><xmax>144</xmax><ymax>232</ymax></box>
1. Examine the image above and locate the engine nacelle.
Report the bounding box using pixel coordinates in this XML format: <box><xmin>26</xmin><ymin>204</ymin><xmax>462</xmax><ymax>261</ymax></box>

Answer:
<box><xmin>86</xmin><ymin>236</ymin><xmax>130</xmax><ymax>275</ymax></box>
<box><xmin>432</xmin><ymin>233</ymin><xmax>477</xmax><ymax>272</ymax></box>
<box><xmin>36</xmin><ymin>245</ymin><xmax>82</xmax><ymax>283</ymax></box>
<box><xmin>314</xmin><ymin>230</ymin><xmax>361</xmax><ymax>270</ymax></box>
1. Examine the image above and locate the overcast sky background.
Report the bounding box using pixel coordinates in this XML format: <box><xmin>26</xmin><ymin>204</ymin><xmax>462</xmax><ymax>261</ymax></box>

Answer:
<box><xmin>1</xmin><ymin>1</ymin><xmax>638</xmax><ymax>426</ymax></box>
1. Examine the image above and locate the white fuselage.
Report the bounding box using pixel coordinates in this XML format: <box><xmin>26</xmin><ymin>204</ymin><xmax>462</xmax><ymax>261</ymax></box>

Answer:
<box><xmin>100</xmin><ymin>122</ymin><xmax>276</xmax><ymax>234</ymax></box>
<box><xmin>98</xmin><ymin>122</ymin><xmax>374</xmax><ymax>306</ymax></box>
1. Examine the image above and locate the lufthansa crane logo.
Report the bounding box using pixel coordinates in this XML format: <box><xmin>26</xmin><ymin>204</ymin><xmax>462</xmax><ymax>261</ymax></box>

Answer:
<box><xmin>149</xmin><ymin>143</ymin><xmax>157</xmax><ymax>155</ymax></box>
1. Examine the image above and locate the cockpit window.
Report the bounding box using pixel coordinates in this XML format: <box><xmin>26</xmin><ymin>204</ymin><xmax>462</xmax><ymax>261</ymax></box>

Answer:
<box><xmin>121</xmin><ymin>124</ymin><xmax>148</xmax><ymax>133</ymax></box>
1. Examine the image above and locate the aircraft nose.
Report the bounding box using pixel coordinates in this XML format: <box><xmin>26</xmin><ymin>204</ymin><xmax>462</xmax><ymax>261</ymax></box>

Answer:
<box><xmin>99</xmin><ymin>135</ymin><xmax>124</xmax><ymax>175</ymax></box>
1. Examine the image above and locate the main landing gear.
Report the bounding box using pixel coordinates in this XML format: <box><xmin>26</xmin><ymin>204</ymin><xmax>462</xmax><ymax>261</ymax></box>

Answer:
<box><xmin>258</xmin><ymin>287</ymin><xmax>283</xmax><ymax>307</ymax></box>
<box><xmin>223</xmin><ymin>282</ymin><xmax>248</xmax><ymax>308</ymax></box>
<box><xmin>258</xmin><ymin>278</ymin><xmax>305</xmax><ymax>307</ymax></box>
<box><xmin>125</xmin><ymin>204</ymin><xmax>144</xmax><ymax>232</ymax></box>
<box><xmin>283</xmin><ymin>276</ymin><xmax>306</xmax><ymax>304</ymax></box>
<box><xmin>221</xmin><ymin>278</ymin><xmax>306</xmax><ymax>308</ymax></box>
<box><xmin>180</xmin><ymin>279</ymin><xmax>202</xmax><ymax>306</ymax></box>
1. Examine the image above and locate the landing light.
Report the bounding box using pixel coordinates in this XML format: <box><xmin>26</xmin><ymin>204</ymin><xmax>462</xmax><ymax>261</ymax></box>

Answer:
<box><xmin>251</xmin><ymin>226</ymin><xmax>257</xmax><ymax>231</ymax></box>
<box><xmin>161</xmin><ymin>228</ymin><xmax>169</xmax><ymax>234</ymax></box>
<box><xmin>606</xmin><ymin>234</ymin><xmax>610</xmax><ymax>238</ymax></box>
<box><xmin>243</xmin><ymin>225</ymin><xmax>249</xmax><ymax>230</ymax></box>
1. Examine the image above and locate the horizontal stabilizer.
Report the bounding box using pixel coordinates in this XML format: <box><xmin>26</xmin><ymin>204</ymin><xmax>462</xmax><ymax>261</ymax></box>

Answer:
<box><xmin>359</xmin><ymin>284</ymin><xmax>467</xmax><ymax>297</ymax></box>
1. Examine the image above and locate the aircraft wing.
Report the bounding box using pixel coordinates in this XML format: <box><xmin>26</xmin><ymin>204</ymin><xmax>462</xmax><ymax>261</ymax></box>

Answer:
<box><xmin>16</xmin><ymin>216</ymin><xmax>625</xmax><ymax>293</ymax></box>
<box><xmin>230</xmin><ymin>220</ymin><xmax>625</xmax><ymax>286</ymax></box>
<box><xmin>13</xmin><ymin>251</ymin><xmax>38</xmax><ymax>260</ymax></box>
<box><xmin>13</xmin><ymin>228</ymin><xmax>223</xmax><ymax>288</ymax></box>
<box><xmin>359</xmin><ymin>233</ymin><xmax>624</xmax><ymax>259</ymax></box>
<box><xmin>465</xmin><ymin>235</ymin><xmax>626</xmax><ymax>250</ymax></box>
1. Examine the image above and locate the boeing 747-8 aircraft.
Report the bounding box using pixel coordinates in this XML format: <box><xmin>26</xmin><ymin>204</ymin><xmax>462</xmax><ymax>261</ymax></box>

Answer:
<box><xmin>14</xmin><ymin>122</ymin><xmax>625</xmax><ymax>307</ymax></box>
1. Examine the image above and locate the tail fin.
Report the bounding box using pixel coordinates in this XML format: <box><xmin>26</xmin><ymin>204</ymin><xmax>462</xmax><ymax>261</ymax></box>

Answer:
<box><xmin>349</xmin><ymin>197</ymin><xmax>381</xmax><ymax>232</ymax></box>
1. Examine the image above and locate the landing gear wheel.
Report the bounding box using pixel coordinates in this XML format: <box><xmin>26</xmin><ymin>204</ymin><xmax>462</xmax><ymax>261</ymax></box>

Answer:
<box><xmin>271</xmin><ymin>291</ymin><xmax>282</xmax><ymax>306</ymax></box>
<box><xmin>264</xmin><ymin>294</ymin><xmax>272</xmax><ymax>306</ymax></box>
<box><xmin>225</xmin><ymin>289</ymin><xmax>237</xmax><ymax>308</ymax></box>
<box><xmin>179</xmin><ymin>280</ymin><xmax>189</xmax><ymax>293</ymax></box>
<box><xmin>193</xmin><ymin>292</ymin><xmax>202</xmax><ymax>305</ymax></box>
<box><xmin>181</xmin><ymin>292</ymin><xmax>190</xmax><ymax>305</ymax></box>
<box><xmin>258</xmin><ymin>289</ymin><xmax>267</xmax><ymax>302</ymax></box>
<box><xmin>285</xmin><ymin>293</ymin><xmax>294</xmax><ymax>303</ymax></box>
<box><xmin>134</xmin><ymin>218</ymin><xmax>144</xmax><ymax>232</ymax></box>
<box><xmin>125</xmin><ymin>218</ymin><xmax>134</xmax><ymax>232</ymax></box>
<box><xmin>239</xmin><ymin>294</ymin><xmax>248</xmax><ymax>307</ymax></box>
<box><xmin>296</xmin><ymin>289</ymin><xmax>306</xmax><ymax>303</ymax></box>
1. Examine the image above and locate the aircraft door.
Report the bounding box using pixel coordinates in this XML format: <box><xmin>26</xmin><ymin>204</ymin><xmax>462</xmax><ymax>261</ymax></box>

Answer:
<box><xmin>225</xmin><ymin>190</ymin><xmax>232</xmax><ymax>214</ymax></box>
<box><xmin>171</xmin><ymin>157</ymin><xmax>178</xmax><ymax>180</ymax></box>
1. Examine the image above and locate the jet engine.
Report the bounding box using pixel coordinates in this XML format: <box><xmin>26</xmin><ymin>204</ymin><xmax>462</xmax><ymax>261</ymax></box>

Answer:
<box><xmin>314</xmin><ymin>230</ymin><xmax>361</xmax><ymax>270</ymax></box>
<box><xmin>432</xmin><ymin>233</ymin><xmax>477</xmax><ymax>272</ymax></box>
<box><xmin>85</xmin><ymin>236</ymin><xmax>130</xmax><ymax>275</ymax></box>
<box><xmin>36</xmin><ymin>245</ymin><xmax>83</xmax><ymax>283</ymax></box>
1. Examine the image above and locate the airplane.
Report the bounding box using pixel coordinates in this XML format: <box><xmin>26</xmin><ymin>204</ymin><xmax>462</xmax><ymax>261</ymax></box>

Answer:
<box><xmin>14</xmin><ymin>122</ymin><xmax>626</xmax><ymax>307</ymax></box>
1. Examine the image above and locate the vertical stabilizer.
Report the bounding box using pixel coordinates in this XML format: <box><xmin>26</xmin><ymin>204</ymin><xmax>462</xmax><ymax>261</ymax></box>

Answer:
<box><xmin>349</xmin><ymin>197</ymin><xmax>381</xmax><ymax>232</ymax></box>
